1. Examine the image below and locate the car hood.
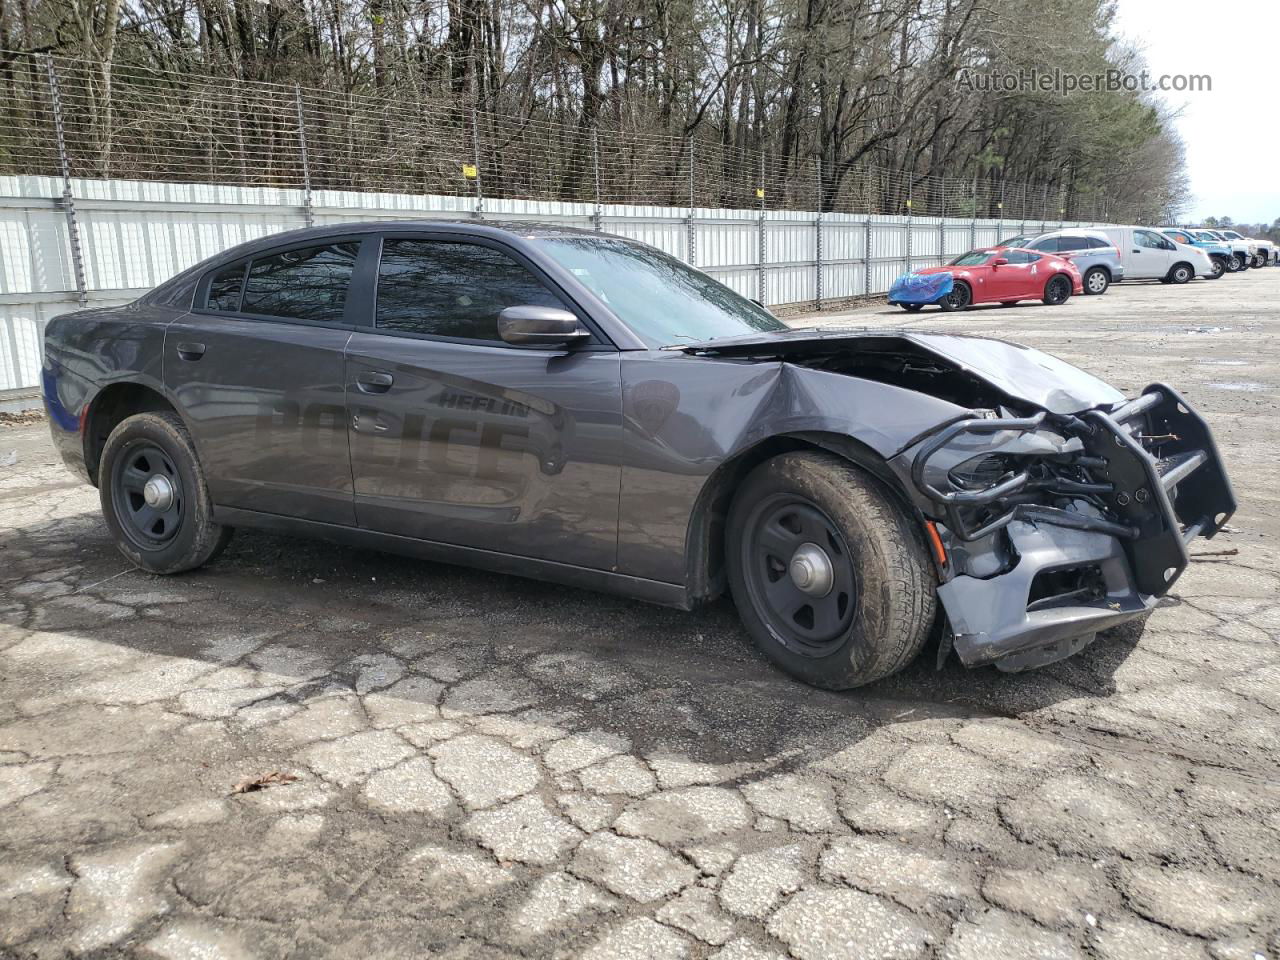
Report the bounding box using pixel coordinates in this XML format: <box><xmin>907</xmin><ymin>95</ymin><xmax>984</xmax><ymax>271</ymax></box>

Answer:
<box><xmin>677</xmin><ymin>328</ymin><xmax>1125</xmax><ymax>415</ymax></box>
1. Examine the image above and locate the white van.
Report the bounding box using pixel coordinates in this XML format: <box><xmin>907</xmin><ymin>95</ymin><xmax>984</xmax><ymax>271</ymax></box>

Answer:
<box><xmin>1099</xmin><ymin>226</ymin><xmax>1216</xmax><ymax>283</ymax></box>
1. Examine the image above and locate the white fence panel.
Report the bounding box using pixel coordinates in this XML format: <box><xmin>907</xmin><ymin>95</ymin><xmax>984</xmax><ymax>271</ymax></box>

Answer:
<box><xmin>0</xmin><ymin>175</ymin><xmax>1107</xmax><ymax>393</ymax></box>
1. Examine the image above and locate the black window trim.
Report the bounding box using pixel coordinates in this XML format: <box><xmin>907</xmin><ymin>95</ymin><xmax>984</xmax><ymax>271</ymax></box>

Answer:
<box><xmin>362</xmin><ymin>232</ymin><xmax>618</xmax><ymax>352</ymax></box>
<box><xmin>191</xmin><ymin>234</ymin><xmax>370</xmax><ymax>330</ymax></box>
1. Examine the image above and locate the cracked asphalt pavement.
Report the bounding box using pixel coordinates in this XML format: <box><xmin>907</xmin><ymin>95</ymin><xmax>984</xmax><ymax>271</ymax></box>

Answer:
<box><xmin>3</xmin><ymin>269</ymin><xmax>1280</xmax><ymax>959</ymax></box>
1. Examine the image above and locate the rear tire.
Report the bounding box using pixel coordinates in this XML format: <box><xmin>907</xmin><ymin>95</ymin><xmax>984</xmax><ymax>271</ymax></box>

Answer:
<box><xmin>1168</xmin><ymin>262</ymin><xmax>1194</xmax><ymax>284</ymax></box>
<box><xmin>726</xmin><ymin>452</ymin><xmax>937</xmax><ymax>689</ymax></box>
<box><xmin>99</xmin><ymin>411</ymin><xmax>232</xmax><ymax>574</ymax></box>
<box><xmin>1042</xmin><ymin>274</ymin><xmax>1072</xmax><ymax>305</ymax></box>
<box><xmin>1083</xmin><ymin>266</ymin><xmax>1110</xmax><ymax>295</ymax></box>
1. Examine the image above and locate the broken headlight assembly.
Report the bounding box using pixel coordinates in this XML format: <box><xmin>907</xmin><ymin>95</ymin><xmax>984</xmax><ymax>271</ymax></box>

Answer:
<box><xmin>909</xmin><ymin>384</ymin><xmax>1237</xmax><ymax>596</ymax></box>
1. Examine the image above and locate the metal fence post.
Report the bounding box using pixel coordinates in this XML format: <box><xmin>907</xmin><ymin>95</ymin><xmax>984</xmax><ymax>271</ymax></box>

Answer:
<box><xmin>470</xmin><ymin>107</ymin><xmax>484</xmax><ymax>218</ymax></box>
<box><xmin>294</xmin><ymin>84</ymin><xmax>314</xmax><ymax>228</ymax></box>
<box><xmin>592</xmin><ymin>128</ymin><xmax>602</xmax><ymax>232</ymax></box>
<box><xmin>970</xmin><ymin>176</ymin><xmax>977</xmax><ymax>250</ymax></box>
<box><xmin>863</xmin><ymin>216</ymin><xmax>872</xmax><ymax>296</ymax></box>
<box><xmin>814</xmin><ymin>158</ymin><xmax>823</xmax><ymax>311</ymax></box>
<box><xmin>757</xmin><ymin>153</ymin><xmax>766</xmax><ymax>305</ymax></box>
<box><xmin>686</xmin><ymin>139</ymin><xmax>696</xmax><ymax>266</ymax></box>
<box><xmin>45</xmin><ymin>55</ymin><xmax>88</xmax><ymax>309</ymax></box>
<box><xmin>905</xmin><ymin>180</ymin><xmax>913</xmax><ymax>275</ymax></box>
<box><xmin>938</xmin><ymin>179</ymin><xmax>946</xmax><ymax>266</ymax></box>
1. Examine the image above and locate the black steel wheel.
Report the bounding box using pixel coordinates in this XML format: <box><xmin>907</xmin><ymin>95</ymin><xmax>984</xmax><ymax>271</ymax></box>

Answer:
<box><xmin>1083</xmin><ymin>266</ymin><xmax>1110</xmax><ymax>295</ymax></box>
<box><xmin>99</xmin><ymin>411</ymin><xmax>232</xmax><ymax>574</ymax></box>
<box><xmin>937</xmin><ymin>281</ymin><xmax>970</xmax><ymax>312</ymax></box>
<box><xmin>111</xmin><ymin>442</ymin><xmax>183</xmax><ymax>549</ymax></box>
<box><xmin>1042</xmin><ymin>274</ymin><xmax>1072</xmax><ymax>305</ymax></box>
<box><xmin>741</xmin><ymin>497</ymin><xmax>858</xmax><ymax>657</ymax></box>
<box><xmin>726</xmin><ymin>452</ymin><xmax>937</xmax><ymax>689</ymax></box>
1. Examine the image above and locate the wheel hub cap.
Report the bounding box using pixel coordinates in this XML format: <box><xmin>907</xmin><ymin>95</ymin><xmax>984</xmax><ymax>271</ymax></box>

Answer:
<box><xmin>143</xmin><ymin>474</ymin><xmax>175</xmax><ymax>511</ymax></box>
<box><xmin>789</xmin><ymin>542</ymin><xmax>834</xmax><ymax>597</ymax></box>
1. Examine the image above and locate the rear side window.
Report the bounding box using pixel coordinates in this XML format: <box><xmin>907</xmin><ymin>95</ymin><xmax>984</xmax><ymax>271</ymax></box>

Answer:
<box><xmin>375</xmin><ymin>239</ymin><xmax>567</xmax><ymax>342</ymax></box>
<box><xmin>206</xmin><ymin>263</ymin><xmax>247</xmax><ymax>311</ymax></box>
<box><xmin>1086</xmin><ymin>236</ymin><xmax>1113</xmax><ymax>249</ymax></box>
<box><xmin>1056</xmin><ymin>236</ymin><xmax>1089</xmax><ymax>252</ymax></box>
<box><xmin>238</xmin><ymin>242</ymin><xmax>360</xmax><ymax>323</ymax></box>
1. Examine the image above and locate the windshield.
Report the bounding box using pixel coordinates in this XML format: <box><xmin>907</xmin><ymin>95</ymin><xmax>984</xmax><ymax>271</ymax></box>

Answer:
<box><xmin>1194</xmin><ymin>231</ymin><xmax>1218</xmax><ymax>241</ymax></box>
<box><xmin>949</xmin><ymin>251</ymin><xmax>995</xmax><ymax>266</ymax></box>
<box><xmin>1221</xmin><ymin>231</ymin><xmax>1243</xmax><ymax>239</ymax></box>
<box><xmin>533</xmin><ymin>236</ymin><xmax>786</xmax><ymax>347</ymax></box>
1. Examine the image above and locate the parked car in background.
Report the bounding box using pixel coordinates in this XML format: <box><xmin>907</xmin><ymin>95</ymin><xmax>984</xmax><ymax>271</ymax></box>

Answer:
<box><xmin>1010</xmin><ymin>229</ymin><xmax>1123</xmax><ymax>295</ymax></box>
<box><xmin>1217</xmin><ymin>229</ymin><xmax>1275</xmax><ymax>267</ymax></box>
<box><xmin>888</xmin><ymin>247</ymin><xmax>1082</xmax><ymax>311</ymax></box>
<box><xmin>40</xmin><ymin>221</ymin><xmax>1237</xmax><ymax>688</ymax></box>
<box><xmin>1160</xmin><ymin>228</ymin><xmax>1230</xmax><ymax>279</ymax></box>
<box><xmin>1099</xmin><ymin>226</ymin><xmax>1216</xmax><ymax>284</ymax></box>
<box><xmin>1195</xmin><ymin>229</ymin><xmax>1254</xmax><ymax>271</ymax></box>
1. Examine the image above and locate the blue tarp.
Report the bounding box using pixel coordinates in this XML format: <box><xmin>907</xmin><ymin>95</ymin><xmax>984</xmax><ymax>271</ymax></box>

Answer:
<box><xmin>888</xmin><ymin>271</ymin><xmax>954</xmax><ymax>305</ymax></box>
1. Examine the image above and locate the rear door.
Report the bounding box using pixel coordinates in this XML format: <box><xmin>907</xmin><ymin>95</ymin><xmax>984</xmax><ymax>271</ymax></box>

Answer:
<box><xmin>165</xmin><ymin>238</ymin><xmax>362</xmax><ymax>525</ymax></box>
<box><xmin>343</xmin><ymin>234</ymin><xmax>623</xmax><ymax>570</ymax></box>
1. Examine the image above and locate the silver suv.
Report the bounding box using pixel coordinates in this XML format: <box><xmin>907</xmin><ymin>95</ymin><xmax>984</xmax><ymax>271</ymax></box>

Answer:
<box><xmin>1019</xmin><ymin>229</ymin><xmax>1124</xmax><ymax>295</ymax></box>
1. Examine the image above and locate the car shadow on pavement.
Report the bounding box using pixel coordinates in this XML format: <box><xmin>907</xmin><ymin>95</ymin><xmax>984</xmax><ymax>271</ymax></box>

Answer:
<box><xmin>0</xmin><ymin>507</ymin><xmax>1146</xmax><ymax>792</ymax></box>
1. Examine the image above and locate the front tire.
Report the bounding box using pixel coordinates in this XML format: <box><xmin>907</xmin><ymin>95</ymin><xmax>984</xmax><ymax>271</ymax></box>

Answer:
<box><xmin>99</xmin><ymin>411</ymin><xmax>232</xmax><ymax>574</ymax></box>
<box><xmin>1083</xmin><ymin>266</ymin><xmax>1110</xmax><ymax>295</ymax></box>
<box><xmin>726</xmin><ymin>452</ymin><xmax>937</xmax><ymax>689</ymax></box>
<box><xmin>1168</xmin><ymin>262</ymin><xmax>1193</xmax><ymax>284</ymax></box>
<box><xmin>1042</xmin><ymin>274</ymin><xmax>1072</xmax><ymax>305</ymax></box>
<box><xmin>1208</xmin><ymin>256</ymin><xmax>1226</xmax><ymax>279</ymax></box>
<box><xmin>1233</xmin><ymin>253</ymin><xmax>1249</xmax><ymax>271</ymax></box>
<box><xmin>937</xmin><ymin>281</ymin><xmax>971</xmax><ymax>312</ymax></box>
<box><xmin>1252</xmin><ymin>253</ymin><xmax>1265</xmax><ymax>269</ymax></box>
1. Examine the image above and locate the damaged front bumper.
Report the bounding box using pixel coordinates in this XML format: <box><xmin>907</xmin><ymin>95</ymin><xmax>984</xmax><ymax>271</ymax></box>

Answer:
<box><xmin>897</xmin><ymin>383</ymin><xmax>1236</xmax><ymax>672</ymax></box>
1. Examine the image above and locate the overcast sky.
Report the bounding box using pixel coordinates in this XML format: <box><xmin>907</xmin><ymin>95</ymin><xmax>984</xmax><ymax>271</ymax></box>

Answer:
<box><xmin>1110</xmin><ymin>0</ymin><xmax>1279</xmax><ymax>225</ymax></box>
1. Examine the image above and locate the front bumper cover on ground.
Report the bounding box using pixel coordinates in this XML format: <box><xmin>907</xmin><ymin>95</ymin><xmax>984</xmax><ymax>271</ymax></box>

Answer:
<box><xmin>911</xmin><ymin>383</ymin><xmax>1237</xmax><ymax>671</ymax></box>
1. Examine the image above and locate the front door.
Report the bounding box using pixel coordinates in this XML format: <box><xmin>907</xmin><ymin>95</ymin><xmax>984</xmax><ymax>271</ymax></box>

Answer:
<box><xmin>344</xmin><ymin>236</ymin><xmax>622</xmax><ymax>571</ymax></box>
<box><xmin>988</xmin><ymin>250</ymin><xmax>1035</xmax><ymax>299</ymax></box>
<box><xmin>166</xmin><ymin>238</ymin><xmax>361</xmax><ymax>525</ymax></box>
<box><xmin>1129</xmin><ymin>229</ymin><xmax>1174</xmax><ymax>279</ymax></box>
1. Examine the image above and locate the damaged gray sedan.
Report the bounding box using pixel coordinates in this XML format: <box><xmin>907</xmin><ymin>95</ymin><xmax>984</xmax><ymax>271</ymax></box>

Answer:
<box><xmin>43</xmin><ymin>222</ymin><xmax>1236</xmax><ymax>689</ymax></box>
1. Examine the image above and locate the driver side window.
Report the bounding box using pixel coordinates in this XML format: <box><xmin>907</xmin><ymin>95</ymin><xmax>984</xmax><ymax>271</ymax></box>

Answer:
<box><xmin>1135</xmin><ymin>230</ymin><xmax>1165</xmax><ymax>250</ymax></box>
<box><xmin>375</xmin><ymin>239</ymin><xmax>568</xmax><ymax>342</ymax></box>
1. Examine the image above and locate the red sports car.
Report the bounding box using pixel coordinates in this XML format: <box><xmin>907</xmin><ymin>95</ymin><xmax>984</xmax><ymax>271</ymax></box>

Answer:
<box><xmin>888</xmin><ymin>247</ymin><xmax>1084</xmax><ymax>312</ymax></box>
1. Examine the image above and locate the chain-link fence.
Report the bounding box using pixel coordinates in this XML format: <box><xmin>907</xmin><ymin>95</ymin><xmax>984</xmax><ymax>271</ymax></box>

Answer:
<box><xmin>0</xmin><ymin>50</ymin><xmax>1082</xmax><ymax>221</ymax></box>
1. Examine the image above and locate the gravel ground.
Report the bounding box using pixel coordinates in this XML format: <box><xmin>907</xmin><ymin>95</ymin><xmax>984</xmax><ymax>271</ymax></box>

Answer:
<box><xmin>2</xmin><ymin>269</ymin><xmax>1279</xmax><ymax>960</ymax></box>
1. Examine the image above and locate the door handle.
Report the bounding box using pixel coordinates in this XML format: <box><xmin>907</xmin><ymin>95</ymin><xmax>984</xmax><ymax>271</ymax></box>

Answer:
<box><xmin>175</xmin><ymin>341</ymin><xmax>205</xmax><ymax>361</ymax></box>
<box><xmin>356</xmin><ymin>371</ymin><xmax>394</xmax><ymax>394</ymax></box>
<box><xmin>1132</xmin><ymin>249</ymin><xmax>1141</xmax><ymax>254</ymax></box>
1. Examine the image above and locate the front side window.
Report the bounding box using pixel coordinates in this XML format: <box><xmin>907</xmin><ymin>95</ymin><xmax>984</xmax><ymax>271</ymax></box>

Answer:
<box><xmin>1005</xmin><ymin>250</ymin><xmax>1039</xmax><ymax>264</ymax></box>
<box><xmin>1134</xmin><ymin>230</ymin><xmax>1166</xmax><ymax>249</ymax></box>
<box><xmin>376</xmin><ymin>239</ymin><xmax>567</xmax><ymax>342</ymax></box>
<box><xmin>531</xmin><ymin>236</ymin><xmax>784</xmax><ymax>347</ymax></box>
<box><xmin>240</xmin><ymin>242</ymin><xmax>360</xmax><ymax>323</ymax></box>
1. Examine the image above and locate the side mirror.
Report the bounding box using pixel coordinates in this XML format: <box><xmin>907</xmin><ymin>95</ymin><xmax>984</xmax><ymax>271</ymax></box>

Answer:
<box><xmin>992</xmin><ymin>257</ymin><xmax>1009</xmax><ymax>266</ymax></box>
<box><xmin>498</xmin><ymin>305</ymin><xmax>589</xmax><ymax>347</ymax></box>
